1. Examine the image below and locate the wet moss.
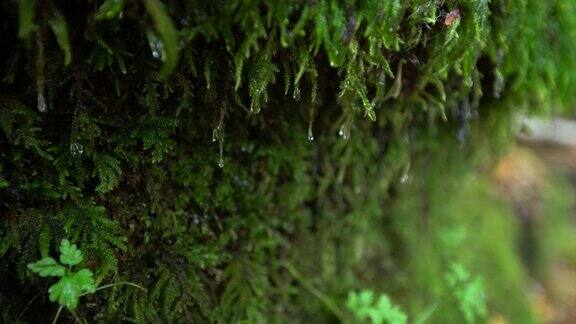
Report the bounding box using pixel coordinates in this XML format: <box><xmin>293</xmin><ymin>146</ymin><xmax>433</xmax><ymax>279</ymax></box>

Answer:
<box><xmin>1</xmin><ymin>0</ymin><xmax>575</xmax><ymax>322</ymax></box>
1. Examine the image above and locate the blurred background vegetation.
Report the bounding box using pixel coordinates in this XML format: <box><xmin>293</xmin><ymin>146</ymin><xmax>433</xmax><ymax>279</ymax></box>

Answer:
<box><xmin>1</xmin><ymin>0</ymin><xmax>576</xmax><ymax>323</ymax></box>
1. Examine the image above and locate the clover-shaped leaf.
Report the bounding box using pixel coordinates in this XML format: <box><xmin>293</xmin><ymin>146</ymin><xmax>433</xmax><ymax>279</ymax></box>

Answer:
<box><xmin>27</xmin><ymin>257</ymin><xmax>66</xmax><ymax>277</ymax></box>
<box><xmin>48</xmin><ymin>268</ymin><xmax>95</xmax><ymax>310</ymax></box>
<box><xmin>59</xmin><ymin>239</ymin><xmax>83</xmax><ymax>266</ymax></box>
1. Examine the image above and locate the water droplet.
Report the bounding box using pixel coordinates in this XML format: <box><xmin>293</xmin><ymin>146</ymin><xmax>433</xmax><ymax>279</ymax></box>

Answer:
<box><xmin>354</xmin><ymin>186</ymin><xmax>361</xmax><ymax>194</ymax></box>
<box><xmin>293</xmin><ymin>87</ymin><xmax>301</xmax><ymax>101</ymax></box>
<box><xmin>399</xmin><ymin>172</ymin><xmax>410</xmax><ymax>184</ymax></box>
<box><xmin>147</xmin><ymin>32</ymin><xmax>166</xmax><ymax>62</ymax></box>
<box><xmin>37</xmin><ymin>93</ymin><xmax>46</xmax><ymax>112</ymax></box>
<box><xmin>212</xmin><ymin>126</ymin><xmax>220</xmax><ymax>143</ymax></box>
<box><xmin>400</xmin><ymin>163</ymin><xmax>411</xmax><ymax>184</ymax></box>
<box><xmin>70</xmin><ymin>142</ymin><xmax>84</xmax><ymax>157</ymax></box>
<box><xmin>307</xmin><ymin>128</ymin><xmax>314</xmax><ymax>141</ymax></box>
<box><xmin>218</xmin><ymin>159</ymin><xmax>224</xmax><ymax>168</ymax></box>
<box><xmin>339</xmin><ymin>123</ymin><xmax>350</xmax><ymax>140</ymax></box>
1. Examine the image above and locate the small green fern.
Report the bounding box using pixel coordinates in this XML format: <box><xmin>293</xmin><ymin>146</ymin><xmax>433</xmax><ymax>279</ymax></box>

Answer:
<box><xmin>346</xmin><ymin>290</ymin><xmax>407</xmax><ymax>324</ymax></box>
<box><xmin>446</xmin><ymin>263</ymin><xmax>487</xmax><ymax>323</ymax></box>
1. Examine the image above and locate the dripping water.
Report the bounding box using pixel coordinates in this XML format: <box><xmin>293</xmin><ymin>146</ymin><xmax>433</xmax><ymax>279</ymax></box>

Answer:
<box><xmin>147</xmin><ymin>31</ymin><xmax>167</xmax><ymax>63</ymax></box>
<box><xmin>338</xmin><ymin>122</ymin><xmax>350</xmax><ymax>140</ymax></box>
<box><xmin>293</xmin><ymin>87</ymin><xmax>301</xmax><ymax>101</ymax></box>
<box><xmin>37</xmin><ymin>93</ymin><xmax>47</xmax><ymax>113</ymax></box>
<box><xmin>400</xmin><ymin>133</ymin><xmax>413</xmax><ymax>184</ymax></box>
<box><xmin>399</xmin><ymin>162</ymin><xmax>411</xmax><ymax>184</ymax></box>
<box><xmin>307</xmin><ymin>128</ymin><xmax>314</xmax><ymax>141</ymax></box>
<box><xmin>214</xmin><ymin>102</ymin><xmax>226</xmax><ymax>168</ymax></box>
<box><xmin>212</xmin><ymin>126</ymin><xmax>220</xmax><ymax>143</ymax></box>
<box><xmin>36</xmin><ymin>19</ymin><xmax>46</xmax><ymax>112</ymax></box>
<box><xmin>307</xmin><ymin>105</ymin><xmax>316</xmax><ymax>141</ymax></box>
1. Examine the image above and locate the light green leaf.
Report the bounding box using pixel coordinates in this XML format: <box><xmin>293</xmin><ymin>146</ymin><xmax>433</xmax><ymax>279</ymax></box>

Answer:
<box><xmin>59</xmin><ymin>239</ymin><xmax>83</xmax><ymax>266</ymax></box>
<box><xmin>48</xmin><ymin>10</ymin><xmax>72</xmax><ymax>66</ymax></box>
<box><xmin>72</xmin><ymin>269</ymin><xmax>96</xmax><ymax>294</ymax></box>
<box><xmin>143</xmin><ymin>0</ymin><xmax>179</xmax><ymax>78</ymax></box>
<box><xmin>27</xmin><ymin>257</ymin><xmax>66</xmax><ymax>277</ymax></box>
<box><xmin>49</xmin><ymin>276</ymin><xmax>81</xmax><ymax>309</ymax></box>
<box><xmin>46</xmin><ymin>268</ymin><xmax>94</xmax><ymax>310</ymax></box>
<box><xmin>94</xmin><ymin>0</ymin><xmax>125</xmax><ymax>21</ymax></box>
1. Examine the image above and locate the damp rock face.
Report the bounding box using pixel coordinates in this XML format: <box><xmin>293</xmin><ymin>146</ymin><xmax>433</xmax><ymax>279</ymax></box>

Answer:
<box><xmin>0</xmin><ymin>1</ymin><xmax>575</xmax><ymax>323</ymax></box>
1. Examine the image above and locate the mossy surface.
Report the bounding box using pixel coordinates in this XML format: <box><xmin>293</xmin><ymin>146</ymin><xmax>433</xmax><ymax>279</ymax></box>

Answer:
<box><xmin>1</xmin><ymin>0</ymin><xmax>575</xmax><ymax>322</ymax></box>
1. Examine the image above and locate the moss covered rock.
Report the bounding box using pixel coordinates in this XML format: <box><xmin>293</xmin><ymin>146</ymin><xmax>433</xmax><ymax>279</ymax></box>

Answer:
<box><xmin>0</xmin><ymin>0</ymin><xmax>575</xmax><ymax>322</ymax></box>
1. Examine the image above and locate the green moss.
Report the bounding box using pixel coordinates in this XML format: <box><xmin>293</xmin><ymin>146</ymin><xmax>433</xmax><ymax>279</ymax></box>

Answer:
<box><xmin>1</xmin><ymin>0</ymin><xmax>575</xmax><ymax>322</ymax></box>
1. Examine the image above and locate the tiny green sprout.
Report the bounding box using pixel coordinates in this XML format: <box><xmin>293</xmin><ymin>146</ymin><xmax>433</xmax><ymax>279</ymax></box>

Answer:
<box><xmin>28</xmin><ymin>239</ymin><xmax>146</xmax><ymax>323</ymax></box>
<box><xmin>28</xmin><ymin>239</ymin><xmax>95</xmax><ymax>310</ymax></box>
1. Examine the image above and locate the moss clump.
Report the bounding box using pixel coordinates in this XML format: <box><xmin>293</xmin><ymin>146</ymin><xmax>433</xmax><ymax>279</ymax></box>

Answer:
<box><xmin>1</xmin><ymin>0</ymin><xmax>575</xmax><ymax>322</ymax></box>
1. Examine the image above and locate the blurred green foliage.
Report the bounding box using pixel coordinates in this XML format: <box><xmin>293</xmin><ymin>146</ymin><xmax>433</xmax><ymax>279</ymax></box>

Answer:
<box><xmin>0</xmin><ymin>0</ymin><xmax>575</xmax><ymax>322</ymax></box>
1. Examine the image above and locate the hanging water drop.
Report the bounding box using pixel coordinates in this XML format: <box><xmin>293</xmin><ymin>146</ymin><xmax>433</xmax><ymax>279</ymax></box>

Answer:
<box><xmin>293</xmin><ymin>87</ymin><xmax>301</xmax><ymax>101</ymax></box>
<box><xmin>307</xmin><ymin>104</ymin><xmax>316</xmax><ymax>142</ymax></box>
<box><xmin>70</xmin><ymin>142</ymin><xmax>84</xmax><ymax>157</ymax></box>
<box><xmin>212</xmin><ymin>126</ymin><xmax>220</xmax><ymax>143</ymax></box>
<box><xmin>399</xmin><ymin>163</ymin><xmax>411</xmax><ymax>184</ymax></box>
<box><xmin>152</xmin><ymin>48</ymin><xmax>160</xmax><ymax>59</ymax></box>
<box><xmin>35</xmin><ymin>25</ymin><xmax>46</xmax><ymax>113</ymax></box>
<box><xmin>37</xmin><ymin>93</ymin><xmax>47</xmax><ymax>112</ymax></box>
<box><xmin>307</xmin><ymin>128</ymin><xmax>314</xmax><ymax>141</ymax></box>
<box><xmin>147</xmin><ymin>31</ymin><xmax>166</xmax><ymax>62</ymax></box>
<box><xmin>339</xmin><ymin>123</ymin><xmax>350</xmax><ymax>140</ymax></box>
<box><xmin>399</xmin><ymin>172</ymin><xmax>410</xmax><ymax>184</ymax></box>
<box><xmin>215</xmin><ymin>103</ymin><xmax>226</xmax><ymax>166</ymax></box>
